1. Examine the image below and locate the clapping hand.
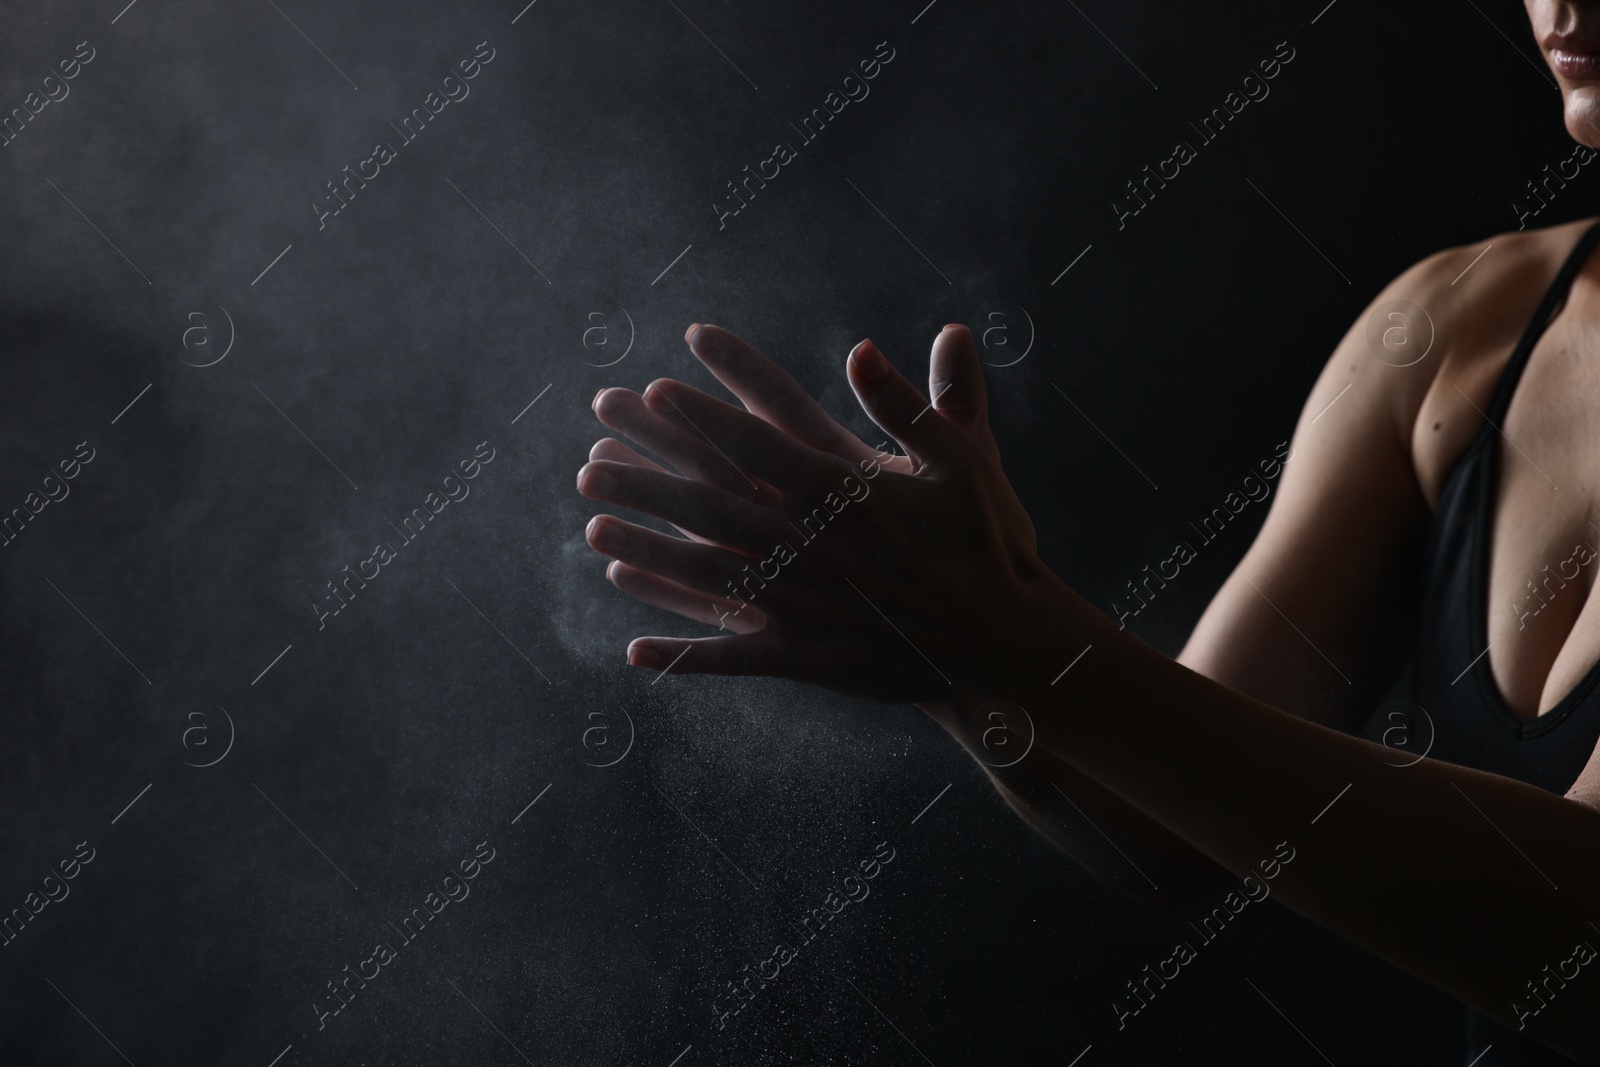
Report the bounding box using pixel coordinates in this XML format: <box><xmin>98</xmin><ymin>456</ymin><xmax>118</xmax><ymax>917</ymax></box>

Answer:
<box><xmin>578</xmin><ymin>323</ymin><xmax>1063</xmax><ymax>702</ymax></box>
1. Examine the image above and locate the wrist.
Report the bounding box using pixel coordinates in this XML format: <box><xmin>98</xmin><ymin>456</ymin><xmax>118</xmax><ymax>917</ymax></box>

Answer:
<box><xmin>974</xmin><ymin>569</ymin><xmax>1103</xmax><ymax>706</ymax></box>
<box><xmin>915</xmin><ymin>694</ymin><xmax>1043</xmax><ymax>771</ymax></box>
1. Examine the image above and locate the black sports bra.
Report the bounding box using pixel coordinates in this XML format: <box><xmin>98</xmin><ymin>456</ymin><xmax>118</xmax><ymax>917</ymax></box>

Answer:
<box><xmin>1363</xmin><ymin>217</ymin><xmax>1600</xmax><ymax>1065</ymax></box>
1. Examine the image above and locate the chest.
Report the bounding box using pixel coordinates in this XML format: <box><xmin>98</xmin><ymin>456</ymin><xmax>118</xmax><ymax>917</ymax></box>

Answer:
<box><xmin>1411</xmin><ymin>289</ymin><xmax>1600</xmax><ymax>719</ymax></box>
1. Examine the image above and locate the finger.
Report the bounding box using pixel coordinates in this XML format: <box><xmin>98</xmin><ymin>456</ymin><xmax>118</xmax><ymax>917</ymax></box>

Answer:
<box><xmin>845</xmin><ymin>339</ymin><xmax>964</xmax><ymax>472</ymax></box>
<box><xmin>589</xmin><ymin>437</ymin><xmax>723</xmax><ymax>546</ymax></box>
<box><xmin>626</xmin><ymin>630</ymin><xmax>792</xmax><ymax>678</ymax></box>
<box><xmin>589</xmin><ymin>436</ymin><xmax>670</xmax><ymax>473</ymax></box>
<box><xmin>928</xmin><ymin>324</ymin><xmax>994</xmax><ymax>446</ymax></box>
<box><xmin>593</xmin><ymin>387</ymin><xmax>780</xmax><ymax>505</ymax></box>
<box><xmin>578</xmin><ymin>459</ymin><xmax>785</xmax><ymax>555</ymax></box>
<box><xmin>642</xmin><ymin>379</ymin><xmax>842</xmax><ymax>496</ymax></box>
<box><xmin>685</xmin><ymin>323</ymin><xmax>882</xmax><ymax>462</ymax></box>
<box><xmin>606</xmin><ymin>560</ymin><xmax>764</xmax><ymax>634</ymax></box>
<box><xmin>585</xmin><ymin>513</ymin><xmax>753</xmax><ymax>600</ymax></box>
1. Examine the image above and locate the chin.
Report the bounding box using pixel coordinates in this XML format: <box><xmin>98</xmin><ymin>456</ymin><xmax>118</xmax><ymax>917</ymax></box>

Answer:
<box><xmin>1566</xmin><ymin>85</ymin><xmax>1600</xmax><ymax>145</ymax></box>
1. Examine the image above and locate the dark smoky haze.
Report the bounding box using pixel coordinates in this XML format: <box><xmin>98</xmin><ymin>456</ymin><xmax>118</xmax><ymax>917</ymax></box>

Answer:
<box><xmin>0</xmin><ymin>0</ymin><xmax>1576</xmax><ymax>1063</ymax></box>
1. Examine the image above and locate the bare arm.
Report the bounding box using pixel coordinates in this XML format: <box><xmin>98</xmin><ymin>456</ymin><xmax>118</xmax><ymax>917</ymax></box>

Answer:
<box><xmin>1009</xmin><ymin>579</ymin><xmax>1600</xmax><ymax>1062</ymax></box>
<box><xmin>917</xmin><ymin>697</ymin><xmax>1231</xmax><ymax>904</ymax></box>
<box><xmin>577</xmin><ymin>229</ymin><xmax>1600</xmax><ymax>1058</ymax></box>
<box><xmin>588</xmin><ymin>273</ymin><xmax>1439</xmax><ymax>907</ymax></box>
<box><xmin>916</xmin><ymin>242</ymin><xmax>1462</xmax><ymax>901</ymax></box>
<box><xmin>581</xmin><ymin>233</ymin><xmax>1515</xmax><ymax>905</ymax></box>
<box><xmin>590</xmin><ymin>324</ymin><xmax>1233</xmax><ymax>904</ymax></box>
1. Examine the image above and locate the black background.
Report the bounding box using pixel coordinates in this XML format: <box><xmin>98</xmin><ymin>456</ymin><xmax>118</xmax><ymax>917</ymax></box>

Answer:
<box><xmin>0</xmin><ymin>0</ymin><xmax>1585</xmax><ymax>1063</ymax></box>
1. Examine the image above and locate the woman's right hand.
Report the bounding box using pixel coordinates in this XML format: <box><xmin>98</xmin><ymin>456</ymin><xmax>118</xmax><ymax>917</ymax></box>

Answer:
<box><xmin>587</xmin><ymin>323</ymin><xmax>1037</xmax><ymax>632</ymax></box>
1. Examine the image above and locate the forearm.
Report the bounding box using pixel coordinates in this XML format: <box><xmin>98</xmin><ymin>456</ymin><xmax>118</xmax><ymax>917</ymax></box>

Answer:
<box><xmin>1012</xmin><ymin>577</ymin><xmax>1600</xmax><ymax>1062</ymax></box>
<box><xmin>918</xmin><ymin>698</ymin><xmax>1231</xmax><ymax>907</ymax></box>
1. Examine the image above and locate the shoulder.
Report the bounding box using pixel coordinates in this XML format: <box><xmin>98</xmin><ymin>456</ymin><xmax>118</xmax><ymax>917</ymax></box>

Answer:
<box><xmin>1375</xmin><ymin>217</ymin><xmax>1599</xmax><ymax>500</ymax></box>
<box><xmin>1280</xmin><ymin>220</ymin><xmax>1598</xmax><ymax>507</ymax></box>
<box><xmin>1319</xmin><ymin>219</ymin><xmax>1592</xmax><ymax>375</ymax></box>
<box><xmin>1400</xmin><ymin>216</ymin><xmax>1593</xmax><ymax>319</ymax></box>
<box><xmin>1360</xmin><ymin>219</ymin><xmax>1595</xmax><ymax>398</ymax></box>
<box><xmin>1427</xmin><ymin>216</ymin><xmax>1597</xmax><ymax>367</ymax></box>
<box><xmin>1310</xmin><ymin>220</ymin><xmax>1591</xmax><ymax>412</ymax></box>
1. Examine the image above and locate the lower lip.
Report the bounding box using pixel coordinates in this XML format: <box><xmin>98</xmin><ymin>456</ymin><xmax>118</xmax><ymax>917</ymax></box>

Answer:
<box><xmin>1552</xmin><ymin>49</ymin><xmax>1600</xmax><ymax>80</ymax></box>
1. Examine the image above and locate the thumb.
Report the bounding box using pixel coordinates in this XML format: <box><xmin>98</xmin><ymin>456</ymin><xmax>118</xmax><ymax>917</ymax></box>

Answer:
<box><xmin>928</xmin><ymin>324</ymin><xmax>994</xmax><ymax>447</ymax></box>
<box><xmin>846</xmin><ymin>338</ymin><xmax>961</xmax><ymax>472</ymax></box>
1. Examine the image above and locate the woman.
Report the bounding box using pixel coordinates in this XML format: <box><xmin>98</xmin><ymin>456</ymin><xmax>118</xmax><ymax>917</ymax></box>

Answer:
<box><xmin>578</xmin><ymin>2</ymin><xmax>1600</xmax><ymax>1061</ymax></box>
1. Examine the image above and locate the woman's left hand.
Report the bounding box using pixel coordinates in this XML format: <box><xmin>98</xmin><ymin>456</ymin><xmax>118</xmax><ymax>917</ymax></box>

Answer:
<box><xmin>577</xmin><ymin>324</ymin><xmax>1074</xmax><ymax>703</ymax></box>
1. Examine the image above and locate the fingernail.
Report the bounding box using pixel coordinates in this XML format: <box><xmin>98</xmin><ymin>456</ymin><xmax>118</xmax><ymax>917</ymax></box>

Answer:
<box><xmin>943</xmin><ymin>323</ymin><xmax>965</xmax><ymax>331</ymax></box>
<box><xmin>629</xmin><ymin>643</ymin><xmax>665</xmax><ymax>669</ymax></box>
<box><xmin>684</xmin><ymin>323</ymin><xmax>702</xmax><ymax>345</ymax></box>
<box><xmin>850</xmin><ymin>339</ymin><xmax>890</xmax><ymax>382</ymax></box>
<box><xmin>587</xmin><ymin>516</ymin><xmax>624</xmax><ymax>551</ymax></box>
<box><xmin>643</xmin><ymin>379</ymin><xmax>678</xmax><ymax>410</ymax></box>
<box><xmin>592</xmin><ymin>388</ymin><xmax>605</xmax><ymax>411</ymax></box>
<box><xmin>579</xmin><ymin>464</ymin><xmax>617</xmax><ymax>496</ymax></box>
